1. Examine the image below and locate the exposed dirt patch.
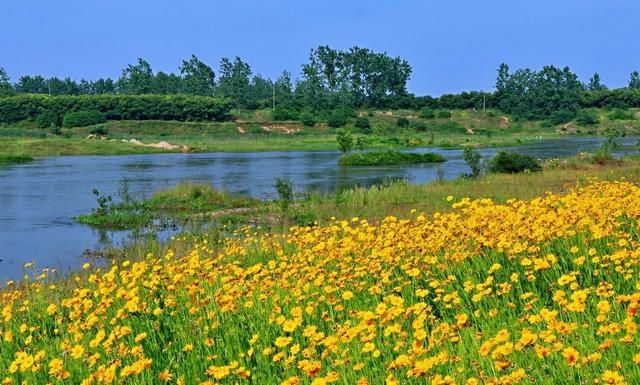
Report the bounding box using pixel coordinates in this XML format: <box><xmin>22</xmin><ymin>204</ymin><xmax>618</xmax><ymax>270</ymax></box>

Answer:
<box><xmin>500</xmin><ymin>116</ymin><xmax>510</xmax><ymax>128</ymax></box>
<box><xmin>128</xmin><ymin>139</ymin><xmax>189</xmax><ymax>152</ymax></box>
<box><xmin>261</xmin><ymin>125</ymin><xmax>301</xmax><ymax>134</ymax></box>
<box><xmin>466</xmin><ymin>128</ymin><xmax>474</xmax><ymax>135</ymax></box>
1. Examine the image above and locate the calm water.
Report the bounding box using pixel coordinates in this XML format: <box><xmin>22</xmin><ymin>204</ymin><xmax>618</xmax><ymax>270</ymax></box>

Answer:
<box><xmin>0</xmin><ymin>136</ymin><xmax>638</xmax><ymax>282</ymax></box>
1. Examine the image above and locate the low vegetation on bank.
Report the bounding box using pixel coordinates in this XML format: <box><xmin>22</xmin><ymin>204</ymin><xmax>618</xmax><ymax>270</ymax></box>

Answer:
<box><xmin>338</xmin><ymin>150</ymin><xmax>446</xmax><ymax>166</ymax></box>
<box><xmin>0</xmin><ymin>154</ymin><xmax>33</xmax><ymax>164</ymax></box>
<box><xmin>75</xmin><ymin>182</ymin><xmax>259</xmax><ymax>230</ymax></box>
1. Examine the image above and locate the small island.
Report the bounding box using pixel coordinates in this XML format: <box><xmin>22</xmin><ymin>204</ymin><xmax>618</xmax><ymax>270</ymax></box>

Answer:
<box><xmin>338</xmin><ymin>150</ymin><xmax>446</xmax><ymax>166</ymax></box>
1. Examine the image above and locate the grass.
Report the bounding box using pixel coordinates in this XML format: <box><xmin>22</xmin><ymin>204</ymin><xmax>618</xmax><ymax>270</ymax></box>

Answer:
<box><xmin>72</xmin><ymin>155</ymin><xmax>640</xmax><ymax>233</ymax></box>
<box><xmin>0</xmin><ymin>154</ymin><xmax>34</xmax><ymax>164</ymax></box>
<box><xmin>2</xmin><ymin>107</ymin><xmax>638</xmax><ymax>158</ymax></box>
<box><xmin>338</xmin><ymin>150</ymin><xmax>446</xmax><ymax>166</ymax></box>
<box><xmin>75</xmin><ymin>182</ymin><xmax>260</xmax><ymax>229</ymax></box>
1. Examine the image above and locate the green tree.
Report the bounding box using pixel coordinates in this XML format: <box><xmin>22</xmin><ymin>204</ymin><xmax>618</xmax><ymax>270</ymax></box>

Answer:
<box><xmin>180</xmin><ymin>54</ymin><xmax>215</xmax><ymax>96</ymax></box>
<box><xmin>15</xmin><ymin>75</ymin><xmax>48</xmax><ymax>94</ymax></box>
<box><xmin>154</xmin><ymin>71</ymin><xmax>183</xmax><ymax>94</ymax></box>
<box><xmin>217</xmin><ymin>57</ymin><xmax>252</xmax><ymax>108</ymax></box>
<box><xmin>495</xmin><ymin>63</ymin><xmax>510</xmax><ymax>94</ymax></box>
<box><xmin>587</xmin><ymin>73</ymin><xmax>607</xmax><ymax>91</ymax></box>
<box><xmin>498</xmin><ymin>65</ymin><xmax>582</xmax><ymax>120</ymax></box>
<box><xmin>629</xmin><ymin>71</ymin><xmax>640</xmax><ymax>89</ymax></box>
<box><xmin>248</xmin><ymin>75</ymin><xmax>273</xmax><ymax>109</ymax></box>
<box><xmin>274</xmin><ymin>71</ymin><xmax>293</xmax><ymax>108</ymax></box>
<box><xmin>0</xmin><ymin>67</ymin><xmax>13</xmax><ymax>96</ymax></box>
<box><xmin>118</xmin><ymin>58</ymin><xmax>155</xmax><ymax>94</ymax></box>
<box><xmin>335</xmin><ymin>128</ymin><xmax>354</xmax><ymax>153</ymax></box>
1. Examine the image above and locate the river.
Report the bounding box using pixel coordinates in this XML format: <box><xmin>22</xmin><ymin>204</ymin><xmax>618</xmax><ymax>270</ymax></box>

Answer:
<box><xmin>0</xmin><ymin>136</ymin><xmax>638</xmax><ymax>282</ymax></box>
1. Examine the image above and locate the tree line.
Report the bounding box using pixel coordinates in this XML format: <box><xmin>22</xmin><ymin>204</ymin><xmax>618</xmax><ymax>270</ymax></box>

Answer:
<box><xmin>0</xmin><ymin>47</ymin><xmax>412</xmax><ymax>112</ymax></box>
<box><xmin>1</xmin><ymin>48</ymin><xmax>640</xmax><ymax>121</ymax></box>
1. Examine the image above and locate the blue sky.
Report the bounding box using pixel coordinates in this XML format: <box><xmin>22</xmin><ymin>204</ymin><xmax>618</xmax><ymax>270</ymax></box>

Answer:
<box><xmin>2</xmin><ymin>0</ymin><xmax>638</xmax><ymax>95</ymax></box>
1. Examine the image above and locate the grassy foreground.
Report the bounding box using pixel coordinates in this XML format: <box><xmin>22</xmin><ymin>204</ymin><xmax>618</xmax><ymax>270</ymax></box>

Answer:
<box><xmin>3</xmin><ymin>170</ymin><xmax>640</xmax><ymax>383</ymax></box>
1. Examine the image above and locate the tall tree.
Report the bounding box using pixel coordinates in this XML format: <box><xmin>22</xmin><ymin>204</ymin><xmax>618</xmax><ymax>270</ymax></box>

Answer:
<box><xmin>180</xmin><ymin>54</ymin><xmax>215</xmax><ymax>96</ymax></box>
<box><xmin>91</xmin><ymin>78</ymin><xmax>117</xmax><ymax>94</ymax></box>
<box><xmin>154</xmin><ymin>71</ymin><xmax>183</xmax><ymax>94</ymax></box>
<box><xmin>498</xmin><ymin>65</ymin><xmax>582</xmax><ymax>120</ymax></box>
<box><xmin>629</xmin><ymin>71</ymin><xmax>640</xmax><ymax>89</ymax></box>
<box><xmin>15</xmin><ymin>75</ymin><xmax>48</xmax><ymax>94</ymax></box>
<box><xmin>217</xmin><ymin>57</ymin><xmax>252</xmax><ymax>108</ymax></box>
<box><xmin>495</xmin><ymin>63</ymin><xmax>510</xmax><ymax>93</ymax></box>
<box><xmin>47</xmin><ymin>77</ymin><xmax>80</xmax><ymax>95</ymax></box>
<box><xmin>274</xmin><ymin>71</ymin><xmax>293</xmax><ymax>108</ymax></box>
<box><xmin>0</xmin><ymin>67</ymin><xmax>13</xmax><ymax>96</ymax></box>
<box><xmin>587</xmin><ymin>72</ymin><xmax>607</xmax><ymax>91</ymax></box>
<box><xmin>118</xmin><ymin>58</ymin><xmax>155</xmax><ymax>94</ymax></box>
<box><xmin>248</xmin><ymin>75</ymin><xmax>273</xmax><ymax>109</ymax></box>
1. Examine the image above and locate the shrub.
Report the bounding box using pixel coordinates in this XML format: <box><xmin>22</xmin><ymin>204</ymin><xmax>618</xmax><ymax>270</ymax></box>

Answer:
<box><xmin>436</xmin><ymin>110</ymin><xmax>452</xmax><ymax>119</ymax></box>
<box><xmin>272</xmin><ymin>107</ymin><xmax>299</xmax><ymax>121</ymax></box>
<box><xmin>411</xmin><ymin>120</ymin><xmax>427</xmax><ymax>132</ymax></box>
<box><xmin>327</xmin><ymin>110</ymin><xmax>348</xmax><ymax>128</ymax></box>
<box><xmin>607</xmin><ymin>109</ymin><xmax>635</xmax><ymax>120</ymax></box>
<box><xmin>419</xmin><ymin>108</ymin><xmax>435</xmax><ymax>119</ymax></box>
<box><xmin>89</xmin><ymin>126</ymin><xmax>109</xmax><ymax>136</ymax></box>
<box><xmin>547</xmin><ymin>109</ymin><xmax>577</xmax><ymax>125</ymax></box>
<box><xmin>488</xmin><ymin>151</ymin><xmax>542</xmax><ymax>174</ymax></box>
<box><xmin>63</xmin><ymin>110</ymin><xmax>106</xmax><ymax>128</ymax></box>
<box><xmin>299</xmin><ymin>111</ymin><xmax>316</xmax><ymax>127</ymax></box>
<box><xmin>462</xmin><ymin>147</ymin><xmax>482</xmax><ymax>177</ymax></box>
<box><xmin>274</xmin><ymin>177</ymin><xmax>293</xmax><ymax>212</ymax></box>
<box><xmin>0</xmin><ymin>94</ymin><xmax>233</xmax><ymax>124</ymax></box>
<box><xmin>338</xmin><ymin>150</ymin><xmax>445</xmax><ymax>166</ymax></box>
<box><xmin>354</xmin><ymin>117</ymin><xmax>371</xmax><ymax>134</ymax></box>
<box><xmin>575</xmin><ymin>110</ymin><xmax>600</xmax><ymax>126</ymax></box>
<box><xmin>335</xmin><ymin>128</ymin><xmax>354</xmax><ymax>153</ymax></box>
<box><xmin>397</xmin><ymin>117</ymin><xmax>410</xmax><ymax>128</ymax></box>
<box><xmin>35</xmin><ymin>111</ymin><xmax>61</xmax><ymax>128</ymax></box>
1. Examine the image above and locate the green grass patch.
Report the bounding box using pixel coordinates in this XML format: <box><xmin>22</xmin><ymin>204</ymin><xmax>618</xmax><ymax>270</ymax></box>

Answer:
<box><xmin>0</xmin><ymin>154</ymin><xmax>34</xmax><ymax>164</ymax></box>
<box><xmin>338</xmin><ymin>150</ymin><xmax>446</xmax><ymax>166</ymax></box>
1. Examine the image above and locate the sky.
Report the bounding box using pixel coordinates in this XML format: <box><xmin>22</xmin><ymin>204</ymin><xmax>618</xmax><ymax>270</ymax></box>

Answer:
<box><xmin>2</xmin><ymin>0</ymin><xmax>639</xmax><ymax>96</ymax></box>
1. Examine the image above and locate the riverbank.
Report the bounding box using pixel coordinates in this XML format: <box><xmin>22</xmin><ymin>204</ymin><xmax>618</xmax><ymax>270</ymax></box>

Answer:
<box><xmin>2</xmin><ymin>107</ymin><xmax>638</xmax><ymax>157</ymax></box>
<box><xmin>73</xmin><ymin>154</ymin><xmax>640</xmax><ymax>233</ymax></box>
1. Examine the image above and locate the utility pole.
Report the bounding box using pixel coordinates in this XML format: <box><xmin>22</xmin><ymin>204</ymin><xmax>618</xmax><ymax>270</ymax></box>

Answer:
<box><xmin>483</xmin><ymin>94</ymin><xmax>486</xmax><ymax>112</ymax></box>
<box><xmin>272</xmin><ymin>83</ymin><xmax>276</xmax><ymax>111</ymax></box>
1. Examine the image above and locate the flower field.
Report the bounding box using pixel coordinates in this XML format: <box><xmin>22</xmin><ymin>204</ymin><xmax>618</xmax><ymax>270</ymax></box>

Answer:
<box><xmin>3</xmin><ymin>180</ymin><xmax>640</xmax><ymax>384</ymax></box>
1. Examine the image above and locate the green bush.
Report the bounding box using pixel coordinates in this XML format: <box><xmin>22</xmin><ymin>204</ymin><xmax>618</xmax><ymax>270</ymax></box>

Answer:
<box><xmin>547</xmin><ymin>109</ymin><xmax>577</xmax><ymax>125</ymax></box>
<box><xmin>0</xmin><ymin>94</ymin><xmax>233</xmax><ymax>124</ymax></box>
<box><xmin>35</xmin><ymin>111</ymin><xmax>61</xmax><ymax>128</ymax></box>
<box><xmin>272</xmin><ymin>107</ymin><xmax>299</xmax><ymax>121</ymax></box>
<box><xmin>62</xmin><ymin>110</ymin><xmax>106</xmax><ymax>128</ymax></box>
<box><xmin>411</xmin><ymin>120</ymin><xmax>427</xmax><ymax>132</ymax></box>
<box><xmin>488</xmin><ymin>151</ymin><xmax>542</xmax><ymax>174</ymax></box>
<box><xmin>436</xmin><ymin>110</ymin><xmax>452</xmax><ymax>119</ymax></box>
<box><xmin>462</xmin><ymin>147</ymin><xmax>482</xmax><ymax>177</ymax></box>
<box><xmin>419</xmin><ymin>108</ymin><xmax>435</xmax><ymax>119</ymax></box>
<box><xmin>575</xmin><ymin>110</ymin><xmax>600</xmax><ymax>126</ymax></box>
<box><xmin>354</xmin><ymin>117</ymin><xmax>371</xmax><ymax>133</ymax></box>
<box><xmin>89</xmin><ymin>126</ymin><xmax>109</xmax><ymax>136</ymax></box>
<box><xmin>607</xmin><ymin>109</ymin><xmax>635</xmax><ymax>121</ymax></box>
<box><xmin>397</xmin><ymin>117</ymin><xmax>410</xmax><ymax>128</ymax></box>
<box><xmin>338</xmin><ymin>150</ymin><xmax>446</xmax><ymax>166</ymax></box>
<box><xmin>299</xmin><ymin>111</ymin><xmax>316</xmax><ymax>127</ymax></box>
<box><xmin>327</xmin><ymin>110</ymin><xmax>348</xmax><ymax>128</ymax></box>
